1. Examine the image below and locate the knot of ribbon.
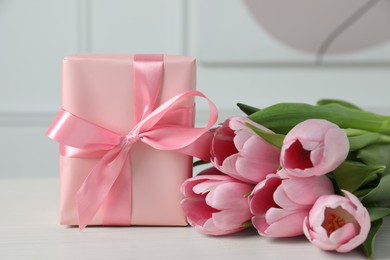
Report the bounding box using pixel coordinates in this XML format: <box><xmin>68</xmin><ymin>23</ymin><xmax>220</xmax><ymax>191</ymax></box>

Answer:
<box><xmin>46</xmin><ymin>55</ymin><xmax>218</xmax><ymax>230</ymax></box>
<box><xmin>121</xmin><ymin>126</ymin><xmax>141</xmax><ymax>147</ymax></box>
<box><xmin>124</xmin><ymin>133</ymin><xmax>139</xmax><ymax>145</ymax></box>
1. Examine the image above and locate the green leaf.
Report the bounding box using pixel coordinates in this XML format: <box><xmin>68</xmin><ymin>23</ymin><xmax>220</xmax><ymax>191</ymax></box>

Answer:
<box><xmin>317</xmin><ymin>99</ymin><xmax>362</xmax><ymax>110</ymax></box>
<box><xmin>362</xmin><ymin>174</ymin><xmax>390</xmax><ymax>204</ymax></box>
<box><xmin>357</xmin><ymin>144</ymin><xmax>390</xmax><ymax>176</ymax></box>
<box><xmin>248</xmin><ymin>103</ymin><xmax>390</xmax><ymax>135</ymax></box>
<box><xmin>347</xmin><ymin>131</ymin><xmax>390</xmax><ymax>152</ymax></box>
<box><xmin>245</xmin><ymin>122</ymin><xmax>284</xmax><ymax>148</ymax></box>
<box><xmin>236</xmin><ymin>103</ymin><xmax>260</xmax><ymax>116</ymax></box>
<box><xmin>333</xmin><ymin>161</ymin><xmax>383</xmax><ymax>192</ymax></box>
<box><xmin>354</xmin><ymin>188</ymin><xmax>374</xmax><ymax>198</ymax></box>
<box><xmin>367</xmin><ymin>207</ymin><xmax>390</xmax><ymax>222</ymax></box>
<box><xmin>362</xmin><ymin>219</ymin><xmax>383</xmax><ymax>260</ymax></box>
<box><xmin>193</xmin><ymin>160</ymin><xmax>209</xmax><ymax>167</ymax></box>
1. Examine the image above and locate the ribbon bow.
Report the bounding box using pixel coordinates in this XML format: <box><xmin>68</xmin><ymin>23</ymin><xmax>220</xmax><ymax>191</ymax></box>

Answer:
<box><xmin>46</xmin><ymin>55</ymin><xmax>218</xmax><ymax>229</ymax></box>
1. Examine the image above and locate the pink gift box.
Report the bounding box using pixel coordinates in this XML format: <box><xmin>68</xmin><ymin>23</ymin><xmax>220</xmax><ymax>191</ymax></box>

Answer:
<box><xmin>49</xmin><ymin>54</ymin><xmax>206</xmax><ymax>227</ymax></box>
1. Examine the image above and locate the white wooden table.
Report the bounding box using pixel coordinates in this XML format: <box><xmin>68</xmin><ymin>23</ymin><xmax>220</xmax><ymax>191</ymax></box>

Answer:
<box><xmin>0</xmin><ymin>178</ymin><xmax>389</xmax><ymax>260</ymax></box>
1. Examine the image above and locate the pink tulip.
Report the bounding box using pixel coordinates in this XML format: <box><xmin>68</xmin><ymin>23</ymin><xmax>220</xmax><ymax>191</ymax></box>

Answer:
<box><xmin>210</xmin><ymin>117</ymin><xmax>280</xmax><ymax>184</ymax></box>
<box><xmin>281</xmin><ymin>119</ymin><xmax>349</xmax><ymax>178</ymax></box>
<box><xmin>249</xmin><ymin>173</ymin><xmax>334</xmax><ymax>237</ymax></box>
<box><xmin>303</xmin><ymin>191</ymin><xmax>370</xmax><ymax>253</ymax></box>
<box><xmin>181</xmin><ymin>168</ymin><xmax>253</xmax><ymax>236</ymax></box>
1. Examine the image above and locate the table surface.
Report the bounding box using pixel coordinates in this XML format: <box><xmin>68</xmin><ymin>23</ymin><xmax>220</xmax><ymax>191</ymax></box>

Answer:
<box><xmin>0</xmin><ymin>178</ymin><xmax>389</xmax><ymax>260</ymax></box>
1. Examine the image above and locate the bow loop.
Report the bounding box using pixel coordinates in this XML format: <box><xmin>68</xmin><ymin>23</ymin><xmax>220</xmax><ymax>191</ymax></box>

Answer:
<box><xmin>47</xmin><ymin>109</ymin><xmax>123</xmax><ymax>152</ymax></box>
<box><xmin>138</xmin><ymin>91</ymin><xmax>217</xmax><ymax>151</ymax></box>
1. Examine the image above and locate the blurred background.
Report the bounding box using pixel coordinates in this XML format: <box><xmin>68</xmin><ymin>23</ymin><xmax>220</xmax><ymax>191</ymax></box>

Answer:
<box><xmin>1</xmin><ymin>0</ymin><xmax>390</xmax><ymax>177</ymax></box>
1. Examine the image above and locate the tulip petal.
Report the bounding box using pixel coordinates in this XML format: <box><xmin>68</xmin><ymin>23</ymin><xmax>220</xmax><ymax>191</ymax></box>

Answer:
<box><xmin>303</xmin><ymin>216</ymin><xmax>313</xmax><ymax>239</ymax></box>
<box><xmin>329</xmin><ymin>223</ymin><xmax>357</xmax><ymax>249</ymax></box>
<box><xmin>181</xmin><ymin>174</ymin><xmax>237</xmax><ymax>197</ymax></box>
<box><xmin>310</xmin><ymin>146</ymin><xmax>324</xmax><ymax>166</ymax></box>
<box><xmin>336</xmin><ymin>191</ymin><xmax>371</xmax><ymax>253</ymax></box>
<box><xmin>322</xmin><ymin>128</ymin><xmax>349</xmax><ymax>172</ymax></box>
<box><xmin>211</xmin><ymin>125</ymin><xmax>237</xmax><ymax>165</ymax></box>
<box><xmin>181</xmin><ymin>179</ymin><xmax>204</xmax><ymax>197</ymax></box>
<box><xmin>249</xmin><ymin>175</ymin><xmax>281</xmax><ymax>215</ymax></box>
<box><xmin>262</xmin><ymin>210</ymin><xmax>308</xmax><ymax>237</ymax></box>
<box><xmin>232</xmin><ymin>128</ymin><xmax>252</xmax><ymax>151</ymax></box>
<box><xmin>219</xmin><ymin>154</ymin><xmax>237</xmax><ymax>174</ymax></box>
<box><xmin>221</xmin><ymin>154</ymin><xmax>256</xmax><ymax>183</ymax></box>
<box><xmin>230</xmin><ymin>117</ymin><xmax>270</xmax><ymax>134</ymax></box>
<box><xmin>273</xmin><ymin>185</ymin><xmax>302</xmax><ymax>210</ymax></box>
<box><xmin>206</xmin><ymin>182</ymin><xmax>252</xmax><ymax>209</ymax></box>
<box><xmin>240</xmin><ymin>135</ymin><xmax>280</xmax><ymax>159</ymax></box>
<box><xmin>284</xmin><ymin>119</ymin><xmax>334</xmax><ymax>143</ymax></box>
<box><xmin>212</xmin><ymin>208</ymin><xmax>252</xmax><ymax>230</ymax></box>
<box><xmin>301</xmin><ymin>140</ymin><xmax>321</xmax><ymax>151</ymax></box>
<box><xmin>228</xmin><ymin>117</ymin><xmax>247</xmax><ymax>131</ymax></box>
<box><xmin>265</xmin><ymin>207</ymin><xmax>296</xmax><ymax>223</ymax></box>
<box><xmin>192</xmin><ymin>180</ymin><xmax>225</xmax><ymax>195</ymax></box>
<box><xmin>336</xmin><ymin>228</ymin><xmax>370</xmax><ymax>253</ymax></box>
<box><xmin>282</xmin><ymin>176</ymin><xmax>334</xmax><ymax>206</ymax></box>
<box><xmin>252</xmin><ymin>215</ymin><xmax>269</xmax><ymax>236</ymax></box>
<box><xmin>310</xmin><ymin>235</ymin><xmax>340</xmax><ymax>251</ymax></box>
<box><xmin>181</xmin><ymin>198</ymin><xmax>219</xmax><ymax>227</ymax></box>
<box><xmin>304</xmin><ymin>217</ymin><xmax>341</xmax><ymax>251</ymax></box>
<box><xmin>198</xmin><ymin>218</ymin><xmax>244</xmax><ymax>236</ymax></box>
<box><xmin>276</xmin><ymin>169</ymin><xmax>289</xmax><ymax>178</ymax></box>
<box><xmin>308</xmin><ymin>195</ymin><xmax>341</xmax><ymax>228</ymax></box>
<box><xmin>235</xmin><ymin>156</ymin><xmax>273</xmax><ymax>183</ymax></box>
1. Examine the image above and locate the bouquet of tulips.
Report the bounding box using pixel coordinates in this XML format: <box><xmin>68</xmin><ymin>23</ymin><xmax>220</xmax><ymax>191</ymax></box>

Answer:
<box><xmin>181</xmin><ymin>100</ymin><xmax>390</xmax><ymax>259</ymax></box>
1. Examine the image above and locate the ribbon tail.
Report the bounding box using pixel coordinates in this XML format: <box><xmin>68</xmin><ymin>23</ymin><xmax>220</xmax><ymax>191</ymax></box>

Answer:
<box><xmin>174</xmin><ymin>131</ymin><xmax>214</xmax><ymax>162</ymax></box>
<box><xmin>76</xmin><ymin>144</ymin><xmax>131</xmax><ymax>230</ymax></box>
<box><xmin>101</xmin><ymin>158</ymin><xmax>132</xmax><ymax>226</ymax></box>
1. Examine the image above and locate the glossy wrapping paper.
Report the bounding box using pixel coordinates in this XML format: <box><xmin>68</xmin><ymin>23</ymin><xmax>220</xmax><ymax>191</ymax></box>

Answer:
<box><xmin>48</xmin><ymin>54</ymin><xmax>215</xmax><ymax>227</ymax></box>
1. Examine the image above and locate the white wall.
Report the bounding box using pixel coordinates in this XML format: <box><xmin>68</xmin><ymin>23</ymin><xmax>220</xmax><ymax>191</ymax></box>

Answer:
<box><xmin>1</xmin><ymin>0</ymin><xmax>390</xmax><ymax>177</ymax></box>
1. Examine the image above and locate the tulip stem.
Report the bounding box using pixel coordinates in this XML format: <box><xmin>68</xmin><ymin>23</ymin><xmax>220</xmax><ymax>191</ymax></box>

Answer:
<box><xmin>242</xmin><ymin>220</ymin><xmax>253</xmax><ymax>228</ymax></box>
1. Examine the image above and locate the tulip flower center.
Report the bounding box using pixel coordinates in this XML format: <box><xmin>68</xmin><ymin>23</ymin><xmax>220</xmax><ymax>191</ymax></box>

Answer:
<box><xmin>284</xmin><ymin>140</ymin><xmax>313</xmax><ymax>169</ymax></box>
<box><xmin>323</xmin><ymin>212</ymin><xmax>346</xmax><ymax>236</ymax></box>
<box><xmin>322</xmin><ymin>206</ymin><xmax>357</xmax><ymax>237</ymax></box>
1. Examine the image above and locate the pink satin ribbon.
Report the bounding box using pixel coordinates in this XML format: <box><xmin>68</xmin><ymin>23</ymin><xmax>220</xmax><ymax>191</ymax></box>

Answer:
<box><xmin>46</xmin><ymin>55</ymin><xmax>218</xmax><ymax>230</ymax></box>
